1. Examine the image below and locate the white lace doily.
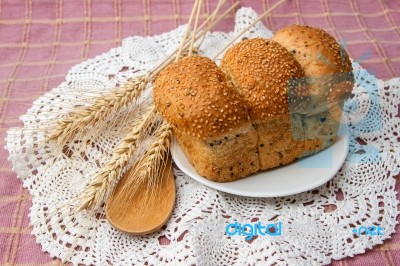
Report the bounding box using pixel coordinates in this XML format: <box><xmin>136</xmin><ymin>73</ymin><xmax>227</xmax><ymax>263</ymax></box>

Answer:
<box><xmin>5</xmin><ymin>8</ymin><xmax>400</xmax><ymax>265</ymax></box>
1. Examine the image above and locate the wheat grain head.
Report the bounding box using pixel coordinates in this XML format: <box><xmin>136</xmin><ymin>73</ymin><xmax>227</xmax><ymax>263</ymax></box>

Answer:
<box><xmin>49</xmin><ymin>75</ymin><xmax>150</xmax><ymax>147</ymax></box>
<box><xmin>77</xmin><ymin>105</ymin><xmax>157</xmax><ymax>211</ymax></box>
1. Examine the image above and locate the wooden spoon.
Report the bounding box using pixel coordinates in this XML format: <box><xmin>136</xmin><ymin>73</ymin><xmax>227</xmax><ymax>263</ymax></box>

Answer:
<box><xmin>105</xmin><ymin>157</ymin><xmax>175</xmax><ymax>234</ymax></box>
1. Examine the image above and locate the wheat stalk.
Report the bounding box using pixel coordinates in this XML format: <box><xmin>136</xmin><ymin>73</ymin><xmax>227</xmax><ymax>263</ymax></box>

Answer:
<box><xmin>74</xmin><ymin>0</ymin><xmax>222</xmax><ymax>212</ymax></box>
<box><xmin>49</xmin><ymin>75</ymin><xmax>150</xmax><ymax>146</ymax></box>
<box><xmin>76</xmin><ymin>1</ymin><xmax>232</xmax><ymax>211</ymax></box>
<box><xmin>77</xmin><ymin>105</ymin><xmax>157</xmax><ymax>211</ymax></box>
<box><xmin>63</xmin><ymin>0</ymin><xmax>242</xmax><ymax>214</ymax></box>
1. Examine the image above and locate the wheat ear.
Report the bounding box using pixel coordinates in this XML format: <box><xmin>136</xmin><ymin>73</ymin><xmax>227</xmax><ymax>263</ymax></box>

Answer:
<box><xmin>111</xmin><ymin>120</ymin><xmax>173</xmax><ymax>216</ymax></box>
<box><xmin>137</xmin><ymin>121</ymin><xmax>172</xmax><ymax>182</ymax></box>
<box><xmin>49</xmin><ymin>75</ymin><xmax>150</xmax><ymax>146</ymax></box>
<box><xmin>77</xmin><ymin>105</ymin><xmax>157</xmax><ymax>211</ymax></box>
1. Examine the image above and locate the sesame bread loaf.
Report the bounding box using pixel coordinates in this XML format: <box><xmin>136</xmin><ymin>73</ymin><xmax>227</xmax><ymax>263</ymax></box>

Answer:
<box><xmin>153</xmin><ymin>56</ymin><xmax>260</xmax><ymax>182</ymax></box>
<box><xmin>153</xmin><ymin>25</ymin><xmax>354</xmax><ymax>182</ymax></box>
<box><xmin>272</xmin><ymin>25</ymin><xmax>354</xmax><ymax>151</ymax></box>
<box><xmin>220</xmin><ymin>38</ymin><xmax>322</xmax><ymax>170</ymax></box>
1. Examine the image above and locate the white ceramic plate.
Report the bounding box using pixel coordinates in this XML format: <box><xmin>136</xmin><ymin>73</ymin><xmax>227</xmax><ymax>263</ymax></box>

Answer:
<box><xmin>171</xmin><ymin>125</ymin><xmax>349</xmax><ymax>197</ymax></box>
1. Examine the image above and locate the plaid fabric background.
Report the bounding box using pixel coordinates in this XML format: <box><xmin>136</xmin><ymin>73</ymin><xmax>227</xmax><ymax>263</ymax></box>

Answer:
<box><xmin>1</xmin><ymin>0</ymin><xmax>399</xmax><ymax>265</ymax></box>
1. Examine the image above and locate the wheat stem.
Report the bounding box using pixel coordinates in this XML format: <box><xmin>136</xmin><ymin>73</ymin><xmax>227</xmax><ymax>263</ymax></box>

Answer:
<box><xmin>212</xmin><ymin>0</ymin><xmax>287</xmax><ymax>60</ymax></box>
<box><xmin>189</xmin><ymin>0</ymin><xmax>203</xmax><ymax>56</ymax></box>
<box><xmin>176</xmin><ymin>0</ymin><xmax>201</xmax><ymax>61</ymax></box>
<box><xmin>198</xmin><ymin>0</ymin><xmax>227</xmax><ymax>48</ymax></box>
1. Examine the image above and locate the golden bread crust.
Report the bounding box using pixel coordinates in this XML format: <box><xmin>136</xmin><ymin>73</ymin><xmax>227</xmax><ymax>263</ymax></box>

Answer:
<box><xmin>153</xmin><ymin>56</ymin><xmax>251</xmax><ymax>140</ymax></box>
<box><xmin>220</xmin><ymin>38</ymin><xmax>305</xmax><ymax>123</ymax></box>
<box><xmin>272</xmin><ymin>25</ymin><xmax>352</xmax><ymax>77</ymax></box>
<box><xmin>272</xmin><ymin>25</ymin><xmax>354</xmax><ymax>102</ymax></box>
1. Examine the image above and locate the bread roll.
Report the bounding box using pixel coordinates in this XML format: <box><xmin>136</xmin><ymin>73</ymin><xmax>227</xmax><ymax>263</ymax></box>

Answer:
<box><xmin>272</xmin><ymin>25</ymin><xmax>354</xmax><ymax>150</ymax></box>
<box><xmin>220</xmin><ymin>38</ymin><xmax>321</xmax><ymax>170</ymax></box>
<box><xmin>153</xmin><ymin>25</ymin><xmax>354</xmax><ymax>183</ymax></box>
<box><xmin>153</xmin><ymin>56</ymin><xmax>260</xmax><ymax>182</ymax></box>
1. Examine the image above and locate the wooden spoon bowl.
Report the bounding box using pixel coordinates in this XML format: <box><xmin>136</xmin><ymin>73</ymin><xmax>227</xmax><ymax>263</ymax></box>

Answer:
<box><xmin>106</xmin><ymin>157</ymin><xmax>175</xmax><ymax>234</ymax></box>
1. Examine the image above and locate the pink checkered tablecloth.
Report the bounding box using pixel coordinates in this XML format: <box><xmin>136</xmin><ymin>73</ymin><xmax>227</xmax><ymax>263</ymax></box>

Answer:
<box><xmin>1</xmin><ymin>1</ymin><xmax>399</xmax><ymax>265</ymax></box>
